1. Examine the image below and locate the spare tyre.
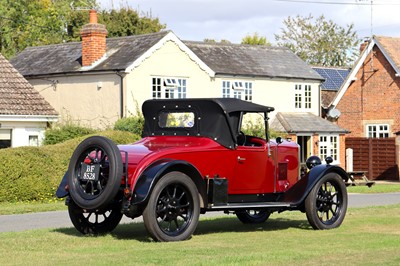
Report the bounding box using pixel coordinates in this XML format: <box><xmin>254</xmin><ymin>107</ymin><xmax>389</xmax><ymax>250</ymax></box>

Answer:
<box><xmin>67</xmin><ymin>136</ymin><xmax>123</xmax><ymax>210</ymax></box>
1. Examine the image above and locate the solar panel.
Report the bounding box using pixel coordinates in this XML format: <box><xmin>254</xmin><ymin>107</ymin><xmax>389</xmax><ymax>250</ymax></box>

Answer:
<box><xmin>313</xmin><ymin>67</ymin><xmax>350</xmax><ymax>91</ymax></box>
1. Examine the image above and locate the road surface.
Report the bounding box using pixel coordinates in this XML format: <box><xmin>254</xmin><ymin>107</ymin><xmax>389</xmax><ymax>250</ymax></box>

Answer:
<box><xmin>1</xmin><ymin>193</ymin><xmax>399</xmax><ymax>233</ymax></box>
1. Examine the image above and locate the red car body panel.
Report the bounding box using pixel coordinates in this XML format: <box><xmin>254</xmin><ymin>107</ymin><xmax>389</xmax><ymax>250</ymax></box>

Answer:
<box><xmin>119</xmin><ymin>135</ymin><xmax>299</xmax><ymax>195</ymax></box>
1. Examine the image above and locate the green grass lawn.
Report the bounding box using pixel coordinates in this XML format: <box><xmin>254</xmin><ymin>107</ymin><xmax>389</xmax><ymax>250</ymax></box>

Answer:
<box><xmin>0</xmin><ymin>204</ymin><xmax>399</xmax><ymax>265</ymax></box>
<box><xmin>347</xmin><ymin>182</ymin><xmax>400</xmax><ymax>194</ymax></box>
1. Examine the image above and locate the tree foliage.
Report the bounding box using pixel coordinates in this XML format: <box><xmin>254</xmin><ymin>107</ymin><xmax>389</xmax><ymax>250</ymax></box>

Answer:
<box><xmin>241</xmin><ymin>33</ymin><xmax>270</xmax><ymax>46</ymax></box>
<box><xmin>275</xmin><ymin>14</ymin><xmax>360</xmax><ymax>67</ymax></box>
<box><xmin>0</xmin><ymin>0</ymin><xmax>165</xmax><ymax>59</ymax></box>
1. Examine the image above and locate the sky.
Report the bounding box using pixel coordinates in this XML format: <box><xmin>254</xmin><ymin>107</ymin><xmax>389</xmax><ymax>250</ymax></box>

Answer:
<box><xmin>98</xmin><ymin>0</ymin><xmax>400</xmax><ymax>44</ymax></box>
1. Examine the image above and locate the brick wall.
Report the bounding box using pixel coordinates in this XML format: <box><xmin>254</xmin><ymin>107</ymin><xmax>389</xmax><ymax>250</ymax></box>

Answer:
<box><xmin>336</xmin><ymin>46</ymin><xmax>400</xmax><ymax>137</ymax></box>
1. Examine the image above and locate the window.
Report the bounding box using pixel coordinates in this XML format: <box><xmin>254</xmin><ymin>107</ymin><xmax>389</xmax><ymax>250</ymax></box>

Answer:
<box><xmin>159</xmin><ymin>112</ymin><xmax>195</xmax><ymax>128</ymax></box>
<box><xmin>222</xmin><ymin>80</ymin><xmax>253</xmax><ymax>101</ymax></box>
<box><xmin>29</xmin><ymin>135</ymin><xmax>39</xmax><ymax>147</ymax></box>
<box><xmin>152</xmin><ymin>77</ymin><xmax>187</xmax><ymax>99</ymax></box>
<box><xmin>222</xmin><ymin>81</ymin><xmax>231</xmax><ymax>98</ymax></box>
<box><xmin>319</xmin><ymin>135</ymin><xmax>339</xmax><ymax>162</ymax></box>
<box><xmin>295</xmin><ymin>84</ymin><xmax>302</xmax><ymax>108</ymax></box>
<box><xmin>366</xmin><ymin>124</ymin><xmax>390</xmax><ymax>138</ymax></box>
<box><xmin>304</xmin><ymin>85</ymin><xmax>311</xmax><ymax>108</ymax></box>
<box><xmin>0</xmin><ymin>129</ymin><xmax>11</xmax><ymax>149</ymax></box>
<box><xmin>294</xmin><ymin>84</ymin><xmax>312</xmax><ymax>109</ymax></box>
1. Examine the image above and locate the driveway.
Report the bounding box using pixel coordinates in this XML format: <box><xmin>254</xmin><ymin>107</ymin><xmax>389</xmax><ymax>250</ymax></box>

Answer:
<box><xmin>1</xmin><ymin>192</ymin><xmax>400</xmax><ymax>233</ymax></box>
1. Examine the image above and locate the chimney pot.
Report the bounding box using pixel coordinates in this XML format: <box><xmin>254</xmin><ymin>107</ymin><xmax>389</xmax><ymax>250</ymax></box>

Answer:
<box><xmin>89</xmin><ymin>9</ymin><xmax>98</xmax><ymax>24</ymax></box>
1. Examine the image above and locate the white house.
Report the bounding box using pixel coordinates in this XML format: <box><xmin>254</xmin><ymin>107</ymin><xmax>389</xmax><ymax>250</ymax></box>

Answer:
<box><xmin>0</xmin><ymin>53</ymin><xmax>58</xmax><ymax>148</ymax></box>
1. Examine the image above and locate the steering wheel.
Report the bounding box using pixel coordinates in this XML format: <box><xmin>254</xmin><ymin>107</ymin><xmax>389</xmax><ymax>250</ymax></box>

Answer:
<box><xmin>237</xmin><ymin>131</ymin><xmax>246</xmax><ymax>146</ymax></box>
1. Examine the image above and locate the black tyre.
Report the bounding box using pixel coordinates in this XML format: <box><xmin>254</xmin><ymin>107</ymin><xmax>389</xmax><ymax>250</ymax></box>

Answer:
<box><xmin>68</xmin><ymin>136</ymin><xmax>123</xmax><ymax>210</ymax></box>
<box><xmin>142</xmin><ymin>171</ymin><xmax>200</xmax><ymax>242</ymax></box>
<box><xmin>305</xmin><ymin>173</ymin><xmax>348</xmax><ymax>230</ymax></box>
<box><xmin>236</xmin><ymin>209</ymin><xmax>271</xmax><ymax>224</ymax></box>
<box><xmin>68</xmin><ymin>200</ymin><xmax>123</xmax><ymax>235</ymax></box>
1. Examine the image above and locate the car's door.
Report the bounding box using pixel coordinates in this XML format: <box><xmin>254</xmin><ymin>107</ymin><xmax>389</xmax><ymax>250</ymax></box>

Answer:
<box><xmin>230</xmin><ymin>139</ymin><xmax>275</xmax><ymax>194</ymax></box>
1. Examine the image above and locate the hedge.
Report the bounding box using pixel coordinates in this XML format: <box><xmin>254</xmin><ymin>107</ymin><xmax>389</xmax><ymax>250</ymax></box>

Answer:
<box><xmin>0</xmin><ymin>130</ymin><xmax>141</xmax><ymax>203</ymax></box>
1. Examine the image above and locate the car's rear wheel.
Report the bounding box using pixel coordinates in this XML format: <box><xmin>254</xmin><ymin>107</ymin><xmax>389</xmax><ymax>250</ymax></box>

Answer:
<box><xmin>142</xmin><ymin>171</ymin><xmax>200</xmax><ymax>242</ymax></box>
<box><xmin>305</xmin><ymin>173</ymin><xmax>348</xmax><ymax>230</ymax></box>
<box><xmin>67</xmin><ymin>136</ymin><xmax>123</xmax><ymax>210</ymax></box>
<box><xmin>236</xmin><ymin>209</ymin><xmax>271</xmax><ymax>224</ymax></box>
<box><xmin>68</xmin><ymin>200</ymin><xmax>123</xmax><ymax>235</ymax></box>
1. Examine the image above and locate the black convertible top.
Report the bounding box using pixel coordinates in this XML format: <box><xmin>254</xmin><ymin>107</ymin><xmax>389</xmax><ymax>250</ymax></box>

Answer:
<box><xmin>142</xmin><ymin>98</ymin><xmax>274</xmax><ymax>149</ymax></box>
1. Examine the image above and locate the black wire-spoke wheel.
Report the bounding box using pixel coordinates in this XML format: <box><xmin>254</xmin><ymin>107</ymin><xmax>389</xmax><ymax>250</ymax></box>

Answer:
<box><xmin>68</xmin><ymin>200</ymin><xmax>123</xmax><ymax>235</ymax></box>
<box><xmin>305</xmin><ymin>173</ymin><xmax>348</xmax><ymax>230</ymax></box>
<box><xmin>68</xmin><ymin>136</ymin><xmax>123</xmax><ymax>210</ymax></box>
<box><xmin>143</xmin><ymin>171</ymin><xmax>200</xmax><ymax>242</ymax></box>
<box><xmin>236</xmin><ymin>209</ymin><xmax>271</xmax><ymax>224</ymax></box>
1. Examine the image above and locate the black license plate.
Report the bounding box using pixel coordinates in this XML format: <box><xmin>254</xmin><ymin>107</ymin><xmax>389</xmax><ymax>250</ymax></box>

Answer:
<box><xmin>80</xmin><ymin>163</ymin><xmax>100</xmax><ymax>181</ymax></box>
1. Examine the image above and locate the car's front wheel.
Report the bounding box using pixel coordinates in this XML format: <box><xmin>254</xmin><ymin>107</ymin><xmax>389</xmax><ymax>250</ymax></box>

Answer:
<box><xmin>305</xmin><ymin>173</ymin><xmax>348</xmax><ymax>230</ymax></box>
<box><xmin>142</xmin><ymin>171</ymin><xmax>200</xmax><ymax>242</ymax></box>
<box><xmin>236</xmin><ymin>209</ymin><xmax>271</xmax><ymax>224</ymax></box>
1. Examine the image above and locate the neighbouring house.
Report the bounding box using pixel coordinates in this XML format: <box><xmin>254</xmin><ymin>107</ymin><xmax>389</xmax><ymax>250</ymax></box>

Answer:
<box><xmin>312</xmin><ymin>66</ymin><xmax>351</xmax><ymax>116</ymax></box>
<box><xmin>10</xmin><ymin>10</ymin><xmax>347</xmax><ymax>165</ymax></box>
<box><xmin>328</xmin><ymin>36</ymin><xmax>400</xmax><ymax>180</ymax></box>
<box><xmin>0</xmin><ymin>53</ymin><xmax>58</xmax><ymax>148</ymax></box>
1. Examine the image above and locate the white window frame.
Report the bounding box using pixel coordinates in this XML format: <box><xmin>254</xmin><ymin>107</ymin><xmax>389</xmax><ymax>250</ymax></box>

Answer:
<box><xmin>222</xmin><ymin>80</ymin><xmax>253</xmax><ymax>102</ymax></box>
<box><xmin>152</xmin><ymin>77</ymin><xmax>187</xmax><ymax>99</ymax></box>
<box><xmin>294</xmin><ymin>84</ymin><xmax>312</xmax><ymax>110</ymax></box>
<box><xmin>319</xmin><ymin>134</ymin><xmax>339</xmax><ymax>164</ymax></box>
<box><xmin>366</xmin><ymin>124</ymin><xmax>390</xmax><ymax>138</ymax></box>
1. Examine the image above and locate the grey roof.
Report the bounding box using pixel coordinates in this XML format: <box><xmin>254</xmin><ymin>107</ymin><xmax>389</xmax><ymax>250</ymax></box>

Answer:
<box><xmin>10</xmin><ymin>31</ymin><xmax>170</xmax><ymax>76</ymax></box>
<box><xmin>10</xmin><ymin>30</ymin><xmax>323</xmax><ymax>81</ymax></box>
<box><xmin>185</xmin><ymin>41</ymin><xmax>324</xmax><ymax>80</ymax></box>
<box><xmin>270</xmin><ymin>112</ymin><xmax>348</xmax><ymax>134</ymax></box>
<box><xmin>0</xmin><ymin>53</ymin><xmax>58</xmax><ymax>116</ymax></box>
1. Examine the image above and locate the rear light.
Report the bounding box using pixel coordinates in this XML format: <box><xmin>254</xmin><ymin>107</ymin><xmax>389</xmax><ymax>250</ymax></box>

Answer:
<box><xmin>64</xmin><ymin>184</ymin><xmax>69</xmax><ymax>192</ymax></box>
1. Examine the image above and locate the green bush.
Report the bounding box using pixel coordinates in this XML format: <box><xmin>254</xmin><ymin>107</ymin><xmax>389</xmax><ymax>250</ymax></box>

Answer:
<box><xmin>242</xmin><ymin>118</ymin><xmax>286</xmax><ymax>139</ymax></box>
<box><xmin>43</xmin><ymin>124</ymin><xmax>97</xmax><ymax>145</ymax></box>
<box><xmin>114</xmin><ymin>115</ymin><xmax>144</xmax><ymax>136</ymax></box>
<box><xmin>0</xmin><ymin>130</ymin><xmax>141</xmax><ymax>203</ymax></box>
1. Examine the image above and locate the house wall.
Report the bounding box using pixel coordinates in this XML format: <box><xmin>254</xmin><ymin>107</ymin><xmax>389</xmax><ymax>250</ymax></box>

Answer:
<box><xmin>126</xmin><ymin>40</ymin><xmax>321</xmax><ymax>120</ymax></box>
<box><xmin>28</xmin><ymin>74</ymin><xmax>121</xmax><ymax>129</ymax></box>
<box><xmin>336</xmin><ymin>46</ymin><xmax>400</xmax><ymax>137</ymax></box>
<box><xmin>125</xmin><ymin>40</ymin><xmax>213</xmax><ymax>115</ymax></box>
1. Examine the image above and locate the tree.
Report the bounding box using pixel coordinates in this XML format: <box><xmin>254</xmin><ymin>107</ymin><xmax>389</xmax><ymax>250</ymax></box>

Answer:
<box><xmin>99</xmin><ymin>8</ymin><xmax>165</xmax><ymax>37</ymax></box>
<box><xmin>274</xmin><ymin>15</ymin><xmax>360</xmax><ymax>67</ymax></box>
<box><xmin>0</xmin><ymin>0</ymin><xmax>165</xmax><ymax>59</ymax></box>
<box><xmin>241</xmin><ymin>33</ymin><xmax>270</xmax><ymax>46</ymax></box>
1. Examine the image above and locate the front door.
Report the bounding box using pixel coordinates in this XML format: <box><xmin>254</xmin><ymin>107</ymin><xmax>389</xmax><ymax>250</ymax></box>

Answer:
<box><xmin>297</xmin><ymin>135</ymin><xmax>311</xmax><ymax>164</ymax></box>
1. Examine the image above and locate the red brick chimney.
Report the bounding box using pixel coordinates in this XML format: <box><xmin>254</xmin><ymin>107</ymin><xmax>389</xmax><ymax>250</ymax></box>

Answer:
<box><xmin>80</xmin><ymin>10</ymin><xmax>108</xmax><ymax>67</ymax></box>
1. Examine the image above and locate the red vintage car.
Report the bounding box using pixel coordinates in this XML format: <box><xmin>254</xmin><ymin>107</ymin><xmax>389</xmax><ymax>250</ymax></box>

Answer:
<box><xmin>56</xmin><ymin>98</ymin><xmax>349</xmax><ymax>242</ymax></box>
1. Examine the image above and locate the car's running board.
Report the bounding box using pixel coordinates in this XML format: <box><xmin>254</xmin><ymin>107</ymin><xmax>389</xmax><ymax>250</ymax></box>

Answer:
<box><xmin>208</xmin><ymin>202</ymin><xmax>292</xmax><ymax>210</ymax></box>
